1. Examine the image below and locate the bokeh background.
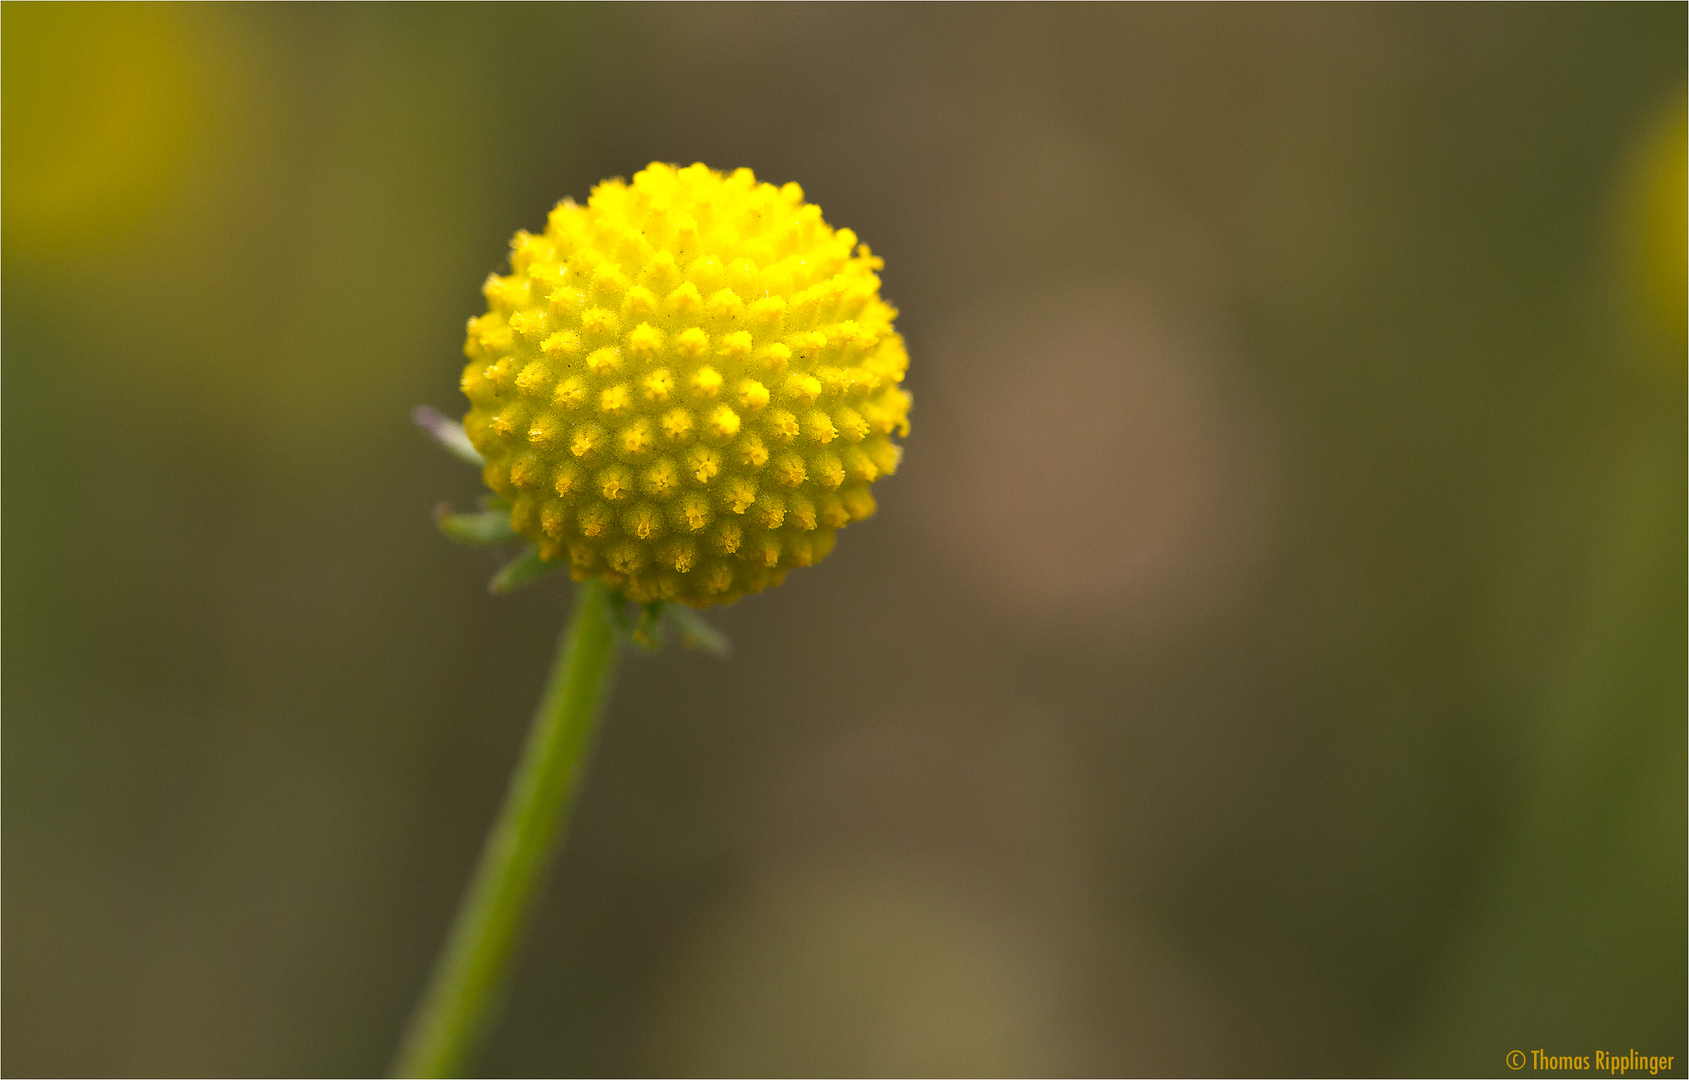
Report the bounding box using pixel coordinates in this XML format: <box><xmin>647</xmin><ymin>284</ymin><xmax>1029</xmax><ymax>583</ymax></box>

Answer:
<box><xmin>4</xmin><ymin>5</ymin><xmax>1684</xmax><ymax>1076</ymax></box>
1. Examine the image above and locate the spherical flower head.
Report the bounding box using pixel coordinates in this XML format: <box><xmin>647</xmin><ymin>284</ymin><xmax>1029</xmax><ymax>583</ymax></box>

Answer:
<box><xmin>461</xmin><ymin>163</ymin><xmax>911</xmax><ymax>607</ymax></box>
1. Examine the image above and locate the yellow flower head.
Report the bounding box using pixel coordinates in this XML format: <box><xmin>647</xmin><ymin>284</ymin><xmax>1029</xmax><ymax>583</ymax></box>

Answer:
<box><xmin>462</xmin><ymin>163</ymin><xmax>911</xmax><ymax>607</ymax></box>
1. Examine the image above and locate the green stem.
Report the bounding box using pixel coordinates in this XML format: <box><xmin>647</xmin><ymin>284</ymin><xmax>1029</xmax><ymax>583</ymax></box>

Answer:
<box><xmin>393</xmin><ymin>579</ymin><xmax>620</xmax><ymax>1078</ymax></box>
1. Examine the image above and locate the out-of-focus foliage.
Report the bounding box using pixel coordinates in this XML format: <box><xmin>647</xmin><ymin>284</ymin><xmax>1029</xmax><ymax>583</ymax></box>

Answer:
<box><xmin>4</xmin><ymin>7</ymin><xmax>1682</xmax><ymax>1077</ymax></box>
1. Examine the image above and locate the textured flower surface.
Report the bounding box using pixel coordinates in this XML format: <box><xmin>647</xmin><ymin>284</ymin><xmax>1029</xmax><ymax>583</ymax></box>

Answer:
<box><xmin>462</xmin><ymin>163</ymin><xmax>910</xmax><ymax>607</ymax></box>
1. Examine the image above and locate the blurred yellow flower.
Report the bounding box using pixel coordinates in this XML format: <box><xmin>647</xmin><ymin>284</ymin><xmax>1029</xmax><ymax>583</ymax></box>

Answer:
<box><xmin>1</xmin><ymin>4</ymin><xmax>199</xmax><ymax>257</ymax></box>
<box><xmin>462</xmin><ymin>162</ymin><xmax>911</xmax><ymax>607</ymax></box>
<box><xmin>1614</xmin><ymin>88</ymin><xmax>1687</xmax><ymax>357</ymax></box>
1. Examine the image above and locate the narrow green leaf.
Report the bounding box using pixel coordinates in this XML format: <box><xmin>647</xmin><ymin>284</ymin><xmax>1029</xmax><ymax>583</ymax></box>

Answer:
<box><xmin>489</xmin><ymin>546</ymin><xmax>565</xmax><ymax>594</ymax></box>
<box><xmin>435</xmin><ymin>506</ymin><xmax>519</xmax><ymax>546</ymax></box>
<box><xmin>629</xmin><ymin>603</ymin><xmax>666</xmax><ymax>651</ymax></box>
<box><xmin>602</xmin><ymin>593</ymin><xmax>663</xmax><ymax>650</ymax></box>
<box><xmin>663</xmin><ymin>604</ymin><xmax>733</xmax><ymax>658</ymax></box>
<box><xmin>413</xmin><ymin>404</ymin><xmax>484</xmax><ymax>467</ymax></box>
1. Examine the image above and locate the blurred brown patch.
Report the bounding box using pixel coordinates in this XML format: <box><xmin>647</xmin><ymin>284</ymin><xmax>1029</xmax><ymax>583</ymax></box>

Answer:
<box><xmin>914</xmin><ymin>282</ymin><xmax>1280</xmax><ymax>638</ymax></box>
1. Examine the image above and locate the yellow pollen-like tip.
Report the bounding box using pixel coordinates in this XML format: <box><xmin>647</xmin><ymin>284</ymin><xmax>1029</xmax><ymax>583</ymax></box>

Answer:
<box><xmin>687</xmin><ymin>445</ymin><xmax>721</xmax><ymax>483</ymax></box>
<box><xmin>598</xmin><ymin>466</ymin><xmax>630</xmax><ymax>501</ymax></box>
<box><xmin>708</xmin><ymin>405</ymin><xmax>742</xmax><ymax>440</ymax></box>
<box><xmin>783</xmin><ymin>373</ymin><xmax>823</xmax><ymax>406</ymax></box>
<box><xmin>643</xmin><ymin>458</ymin><xmax>679</xmax><ymax>497</ymax></box>
<box><xmin>676</xmin><ymin>493</ymin><xmax>711</xmax><ymax>532</ymax></box>
<box><xmin>737</xmin><ymin>379</ymin><xmax>770</xmax><ymax>410</ymax></box>
<box><xmin>626</xmin><ymin>322</ymin><xmax>665</xmax><ymax>360</ymax></box>
<box><xmin>586</xmin><ymin>346</ymin><xmax>622</xmax><ymax>375</ymax></box>
<box><xmin>570</xmin><ymin>424</ymin><xmax>604</xmax><ymax>459</ymax></box>
<box><xmin>718</xmin><ymin>330</ymin><xmax>754</xmax><ymax>362</ymax></box>
<box><xmin>661</xmin><ymin>407</ymin><xmax>695</xmax><ymax>441</ymax></box>
<box><xmin>642</xmin><ymin>369</ymin><xmax>675</xmax><ymax>402</ymax></box>
<box><xmin>527</xmin><ymin>416</ymin><xmax>563</xmax><ymax>450</ymax></box>
<box><xmin>691</xmin><ymin>366</ymin><xmax>724</xmax><ymax>397</ymax></box>
<box><xmin>723</xmin><ymin>479</ymin><xmax>757</xmax><ymax>515</ymax></box>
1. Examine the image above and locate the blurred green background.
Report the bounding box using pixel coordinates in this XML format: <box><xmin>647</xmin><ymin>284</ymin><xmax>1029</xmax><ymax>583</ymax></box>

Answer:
<box><xmin>4</xmin><ymin>4</ymin><xmax>1684</xmax><ymax>1076</ymax></box>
